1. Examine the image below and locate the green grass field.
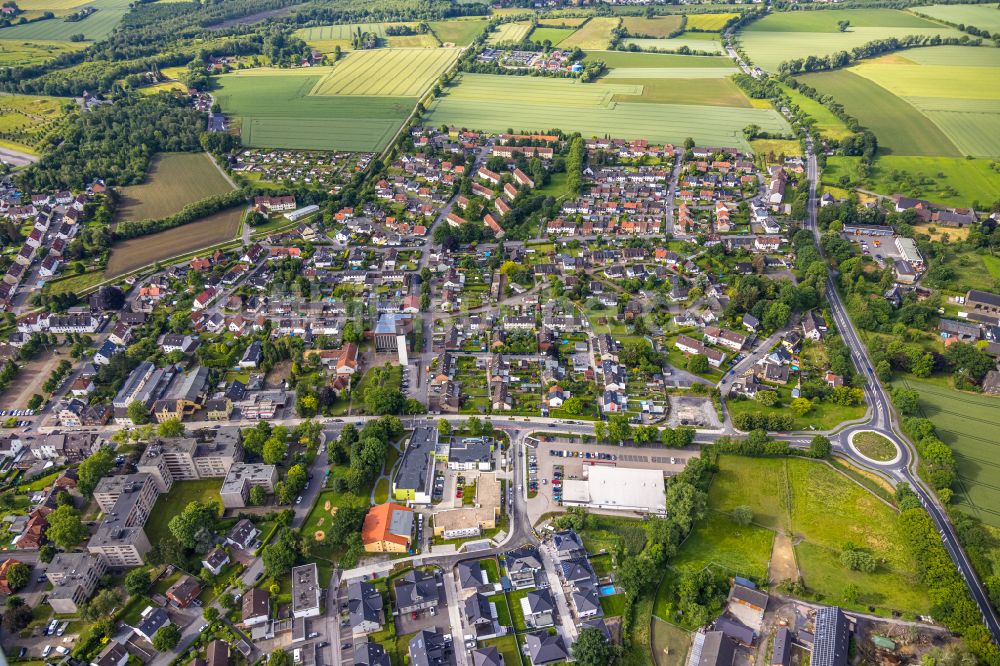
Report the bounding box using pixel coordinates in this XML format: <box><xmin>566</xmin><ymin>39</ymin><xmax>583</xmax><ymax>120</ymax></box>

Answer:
<box><xmin>685</xmin><ymin>13</ymin><xmax>738</xmax><ymax>31</ymax></box>
<box><xmin>295</xmin><ymin>22</ymin><xmax>424</xmax><ymax>52</ymax></box>
<box><xmin>428</xmin><ymin>73</ymin><xmax>790</xmax><ymax>150</ymax></box>
<box><xmin>0</xmin><ymin>38</ymin><xmax>85</xmax><ymax>66</ymax></box>
<box><xmin>623</xmin><ymin>33</ymin><xmax>723</xmax><ymax>54</ymax></box>
<box><xmin>560</xmin><ymin>17</ymin><xmax>620</xmax><ymax>49</ymax></box>
<box><xmin>0</xmin><ymin>0</ymin><xmax>133</xmax><ymax>41</ymax></box>
<box><xmin>912</xmin><ymin>4</ymin><xmax>1000</xmax><ymax>33</ymax></box>
<box><xmin>822</xmin><ymin>155</ymin><xmax>1000</xmax><ymax>208</ymax></box>
<box><xmin>604</xmin><ymin>77</ymin><xmax>750</xmax><ymax>107</ymax></box>
<box><xmin>488</xmin><ymin>20</ymin><xmax>533</xmax><ymax>44</ymax></box>
<box><xmin>214</xmin><ymin>73</ymin><xmax>412</xmax><ymax>151</ymax></box>
<box><xmin>115</xmin><ymin>152</ymin><xmax>234</xmax><ymax>222</ymax></box>
<box><xmin>621</xmin><ymin>15</ymin><xmax>684</xmax><ymax>37</ymax></box>
<box><xmin>777</xmin><ymin>82</ymin><xmax>853</xmax><ymax>141</ymax></box>
<box><xmin>894</xmin><ymin>377</ymin><xmax>1000</xmax><ymax>528</ymax></box>
<box><xmin>852</xmin><ymin>431</ymin><xmax>897</xmax><ymax>461</ymax></box>
<box><xmin>671</xmin><ymin>510</ymin><xmax>774</xmax><ymax>580</ymax></box>
<box><xmin>309</xmin><ymin>48</ymin><xmax>459</xmax><ymax>97</ymax></box>
<box><xmin>527</xmin><ymin>26</ymin><xmax>575</xmax><ymax>44</ymax></box>
<box><xmin>585</xmin><ymin>49</ymin><xmax>732</xmax><ymax>68</ymax></box>
<box><xmin>690</xmin><ymin>456</ymin><xmax>931</xmax><ymax>614</ymax></box>
<box><xmin>796</xmin><ymin>69</ymin><xmax>959</xmax><ymax>156</ymax></box>
<box><xmin>145</xmin><ymin>479</ymin><xmax>223</xmax><ymax>545</ymax></box>
<box><xmin>426</xmin><ymin>18</ymin><xmax>489</xmax><ymax>46</ymax></box>
<box><xmin>0</xmin><ymin>92</ymin><xmax>69</xmax><ymax>153</ymax></box>
<box><xmin>738</xmin><ymin>9</ymin><xmax>963</xmax><ymax>72</ymax></box>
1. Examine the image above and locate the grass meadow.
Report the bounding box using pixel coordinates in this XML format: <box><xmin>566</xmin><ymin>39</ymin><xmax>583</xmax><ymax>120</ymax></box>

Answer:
<box><xmin>214</xmin><ymin>72</ymin><xmax>412</xmax><ymax>151</ymax></box>
<box><xmin>295</xmin><ymin>22</ymin><xmax>424</xmax><ymax>52</ymax></box>
<box><xmin>428</xmin><ymin>73</ymin><xmax>789</xmax><ymax>149</ymax></box>
<box><xmin>620</xmin><ymin>15</ymin><xmax>684</xmax><ymax>37</ymax></box>
<box><xmin>0</xmin><ymin>0</ymin><xmax>133</xmax><ymax>41</ymax></box>
<box><xmin>426</xmin><ymin>18</ymin><xmax>489</xmax><ymax>46</ymax></box>
<box><xmin>559</xmin><ymin>17</ymin><xmax>620</xmax><ymax>49</ymax></box>
<box><xmin>822</xmin><ymin>155</ymin><xmax>1000</xmax><ymax>207</ymax></box>
<box><xmin>0</xmin><ymin>38</ymin><xmax>85</xmax><ymax>66</ymax></box>
<box><xmin>105</xmin><ymin>206</ymin><xmax>243</xmax><ymax>277</ymax></box>
<box><xmin>145</xmin><ymin>479</ymin><xmax>224</xmax><ymax>545</ymax></box>
<box><xmin>912</xmin><ymin>4</ymin><xmax>1000</xmax><ymax>33</ymax></box>
<box><xmin>777</xmin><ymin>82</ymin><xmax>853</xmax><ymax>141</ymax></box>
<box><xmin>115</xmin><ymin>152</ymin><xmax>234</xmax><ymax>222</ymax></box>
<box><xmin>488</xmin><ymin>21</ymin><xmax>533</xmax><ymax>44</ymax></box>
<box><xmin>894</xmin><ymin>377</ymin><xmax>1000</xmax><ymax>528</ymax></box>
<box><xmin>663</xmin><ymin>456</ymin><xmax>932</xmax><ymax>616</ymax></box>
<box><xmin>309</xmin><ymin>48</ymin><xmax>459</xmax><ymax>97</ymax></box>
<box><xmin>586</xmin><ymin>49</ymin><xmax>732</xmax><ymax>68</ymax></box>
<box><xmin>624</xmin><ymin>33</ymin><xmax>724</xmax><ymax>54</ymax></box>
<box><xmin>527</xmin><ymin>26</ymin><xmax>575</xmax><ymax>44</ymax></box>
<box><xmin>685</xmin><ymin>13</ymin><xmax>738</xmax><ymax>31</ymax></box>
<box><xmin>737</xmin><ymin>9</ymin><xmax>963</xmax><ymax>72</ymax></box>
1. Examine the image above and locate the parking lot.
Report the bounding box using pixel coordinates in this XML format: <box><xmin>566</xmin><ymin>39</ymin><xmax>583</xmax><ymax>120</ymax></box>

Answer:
<box><xmin>525</xmin><ymin>439</ymin><xmax>696</xmax><ymax>523</ymax></box>
<box><xmin>841</xmin><ymin>230</ymin><xmax>901</xmax><ymax>265</ymax></box>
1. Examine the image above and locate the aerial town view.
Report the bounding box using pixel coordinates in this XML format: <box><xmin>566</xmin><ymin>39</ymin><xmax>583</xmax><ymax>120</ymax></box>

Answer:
<box><xmin>0</xmin><ymin>0</ymin><xmax>998</xmax><ymax>665</ymax></box>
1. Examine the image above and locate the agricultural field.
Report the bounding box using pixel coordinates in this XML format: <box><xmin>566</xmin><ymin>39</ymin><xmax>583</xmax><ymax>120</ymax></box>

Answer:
<box><xmin>15</xmin><ymin>0</ymin><xmax>91</xmax><ymax>12</ymax></box>
<box><xmin>537</xmin><ymin>16</ymin><xmax>588</xmax><ymax>28</ymax></box>
<box><xmin>912</xmin><ymin>4</ymin><xmax>1000</xmax><ymax>33</ymax></box>
<box><xmin>559</xmin><ymin>17</ymin><xmax>621</xmax><ymax>49</ymax></box>
<box><xmin>893</xmin><ymin>378</ymin><xmax>1000</xmax><ymax>529</ymax></box>
<box><xmin>105</xmin><ymin>206</ymin><xmax>243</xmax><ymax>277</ymax></box>
<box><xmin>0</xmin><ymin>0</ymin><xmax>134</xmax><ymax>41</ymax></box>
<box><xmin>214</xmin><ymin>72</ymin><xmax>413</xmax><ymax>152</ymax></box>
<box><xmin>427</xmin><ymin>73</ymin><xmax>790</xmax><ymax>150</ymax></box>
<box><xmin>687</xmin><ymin>456</ymin><xmax>931</xmax><ymax>615</ymax></box>
<box><xmin>623</xmin><ymin>32</ymin><xmax>723</xmax><ymax>54</ymax></box>
<box><xmin>309</xmin><ymin>48</ymin><xmax>460</xmax><ymax>97</ymax></box>
<box><xmin>295</xmin><ymin>22</ymin><xmax>423</xmax><ymax>52</ymax></box>
<box><xmin>426</xmin><ymin>18</ymin><xmax>489</xmax><ymax>46</ymax></box>
<box><xmin>115</xmin><ymin>153</ymin><xmax>235</xmax><ymax>223</ymax></box>
<box><xmin>488</xmin><ymin>21</ymin><xmax>533</xmax><ymax>44</ymax></box>
<box><xmin>737</xmin><ymin>8</ymin><xmax>963</xmax><ymax>72</ymax></box>
<box><xmin>685</xmin><ymin>12</ymin><xmax>738</xmax><ymax>31</ymax></box>
<box><xmin>527</xmin><ymin>26</ymin><xmax>575</xmax><ymax>45</ymax></box>
<box><xmin>796</xmin><ymin>69</ymin><xmax>959</xmax><ymax>156</ymax></box>
<box><xmin>585</xmin><ymin>49</ymin><xmax>731</xmax><ymax>68</ymax></box>
<box><xmin>620</xmin><ymin>15</ymin><xmax>684</xmax><ymax>37</ymax></box>
<box><xmin>600</xmin><ymin>59</ymin><xmax>750</xmax><ymax>108</ymax></box>
<box><xmin>0</xmin><ymin>93</ymin><xmax>69</xmax><ymax>154</ymax></box>
<box><xmin>0</xmin><ymin>38</ymin><xmax>86</xmax><ymax>66</ymax></box>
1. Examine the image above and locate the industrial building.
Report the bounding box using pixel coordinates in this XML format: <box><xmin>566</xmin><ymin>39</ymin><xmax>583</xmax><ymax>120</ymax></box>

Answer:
<box><xmin>561</xmin><ymin>465</ymin><xmax>667</xmax><ymax>515</ymax></box>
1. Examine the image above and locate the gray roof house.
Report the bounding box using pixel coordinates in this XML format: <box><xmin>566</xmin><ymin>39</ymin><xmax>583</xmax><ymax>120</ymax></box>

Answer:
<box><xmin>472</xmin><ymin>646</ymin><xmax>503</xmax><ymax>666</ymax></box>
<box><xmin>457</xmin><ymin>560</ymin><xmax>486</xmax><ymax>589</ymax></box>
<box><xmin>553</xmin><ymin>530</ymin><xmax>586</xmax><ymax>560</ymax></box>
<box><xmin>560</xmin><ymin>557</ymin><xmax>597</xmax><ymax>590</ymax></box>
<box><xmin>505</xmin><ymin>546</ymin><xmax>543</xmax><ymax>589</ymax></box>
<box><xmin>520</xmin><ymin>588</ymin><xmax>555</xmax><ymax>628</ymax></box>
<box><xmin>524</xmin><ymin>631</ymin><xmax>568</xmax><ymax>665</ymax></box>
<box><xmin>134</xmin><ymin>607</ymin><xmax>169</xmax><ymax>644</ymax></box>
<box><xmin>409</xmin><ymin>629</ymin><xmax>448</xmax><ymax>666</ymax></box>
<box><xmin>571</xmin><ymin>584</ymin><xmax>603</xmax><ymax>619</ymax></box>
<box><xmin>394</xmin><ymin>570</ymin><xmax>441</xmax><ymax>614</ymax></box>
<box><xmin>354</xmin><ymin>641</ymin><xmax>391</xmax><ymax>666</ymax></box>
<box><xmin>348</xmin><ymin>581</ymin><xmax>384</xmax><ymax>635</ymax></box>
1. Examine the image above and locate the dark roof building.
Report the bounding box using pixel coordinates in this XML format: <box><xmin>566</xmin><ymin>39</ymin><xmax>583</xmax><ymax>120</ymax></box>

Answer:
<box><xmin>408</xmin><ymin>629</ymin><xmax>448</xmax><ymax>666</ymax></box>
<box><xmin>524</xmin><ymin>631</ymin><xmax>569</xmax><ymax>665</ymax></box>
<box><xmin>394</xmin><ymin>569</ymin><xmax>441</xmax><ymax>613</ymax></box>
<box><xmin>813</xmin><ymin>607</ymin><xmax>850</xmax><ymax>666</ymax></box>
<box><xmin>471</xmin><ymin>646</ymin><xmax>503</xmax><ymax>666</ymax></box>
<box><xmin>457</xmin><ymin>560</ymin><xmax>485</xmax><ymax>589</ymax></box>
<box><xmin>354</xmin><ymin>641</ymin><xmax>391</xmax><ymax>666</ymax></box>
<box><xmin>772</xmin><ymin>627</ymin><xmax>792</xmax><ymax>666</ymax></box>
<box><xmin>693</xmin><ymin>631</ymin><xmax>736</xmax><ymax>666</ymax></box>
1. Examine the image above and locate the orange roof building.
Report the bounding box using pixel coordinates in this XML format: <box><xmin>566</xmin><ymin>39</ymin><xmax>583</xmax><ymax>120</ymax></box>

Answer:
<box><xmin>362</xmin><ymin>503</ymin><xmax>413</xmax><ymax>553</ymax></box>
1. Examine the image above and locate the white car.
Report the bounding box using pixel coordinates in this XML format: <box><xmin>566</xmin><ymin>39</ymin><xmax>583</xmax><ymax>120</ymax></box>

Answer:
<box><xmin>41</xmin><ymin>646</ymin><xmax>52</xmax><ymax>658</ymax></box>
<box><xmin>295</xmin><ymin>496</ymin><xmax>303</xmax><ymax>504</ymax></box>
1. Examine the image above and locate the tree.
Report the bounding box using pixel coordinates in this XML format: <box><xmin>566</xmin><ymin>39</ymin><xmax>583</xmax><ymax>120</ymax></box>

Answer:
<box><xmin>127</xmin><ymin>400</ymin><xmax>151</xmax><ymax>425</ymax></box>
<box><xmin>82</xmin><ymin>589</ymin><xmax>123</xmax><ymax>621</ymax></box>
<box><xmin>838</xmin><ymin>20</ymin><xmax>850</xmax><ymax>32</ymax></box>
<box><xmin>4</xmin><ymin>562</ymin><xmax>28</xmax><ymax>592</ymax></box>
<box><xmin>46</xmin><ymin>505</ymin><xmax>89</xmax><ymax>550</ymax></box>
<box><xmin>249</xmin><ymin>486</ymin><xmax>267</xmax><ymax>506</ymax></box>
<box><xmin>77</xmin><ymin>447</ymin><xmax>115</xmax><ymax>497</ymax></box>
<box><xmin>152</xmin><ymin>624</ymin><xmax>181</xmax><ymax>651</ymax></box>
<box><xmin>262</xmin><ymin>528</ymin><xmax>299</xmax><ymax>578</ymax></box>
<box><xmin>269</xmin><ymin>650</ymin><xmax>293</xmax><ymax>666</ymax></box>
<box><xmin>561</xmin><ymin>396</ymin><xmax>584</xmax><ymax>415</ymax></box>
<box><xmin>125</xmin><ymin>568</ymin><xmax>152</xmax><ymax>596</ymax></box>
<box><xmin>755</xmin><ymin>390</ymin><xmax>778</xmax><ymax>407</ymax></box>
<box><xmin>891</xmin><ymin>387</ymin><xmax>920</xmax><ymax>415</ymax></box>
<box><xmin>3</xmin><ymin>596</ymin><xmax>32</xmax><ymax>632</ymax></box>
<box><xmin>437</xmin><ymin>419</ymin><xmax>451</xmax><ymax>437</ymax></box>
<box><xmin>842</xmin><ymin>583</ymin><xmax>860</xmax><ymax>603</ymax></box>
<box><xmin>572</xmin><ymin>627</ymin><xmax>616</xmax><ymax>666</ymax></box>
<box><xmin>286</xmin><ymin>465</ymin><xmax>307</xmax><ymax>494</ymax></box>
<box><xmin>686</xmin><ymin>354</ymin><xmax>709</xmax><ymax>374</ymax></box>
<box><xmin>791</xmin><ymin>397</ymin><xmax>812</xmax><ymax>416</ymax></box>
<box><xmin>840</xmin><ymin>547</ymin><xmax>877</xmax><ymax>573</ymax></box>
<box><xmin>203</xmin><ymin>606</ymin><xmax>219</xmax><ymax>624</ymax></box>
<box><xmin>262</xmin><ymin>435</ymin><xmax>288</xmax><ymax>465</ymax></box>
<box><xmin>593</xmin><ymin>421</ymin><xmax>607</xmax><ymax>442</ymax></box>
<box><xmin>157</xmin><ymin>418</ymin><xmax>184</xmax><ymax>438</ymax></box>
<box><xmin>731</xmin><ymin>505</ymin><xmax>754</xmax><ymax>526</ymax></box>
<box><xmin>607</xmin><ymin>413</ymin><xmax>632</xmax><ymax>443</ymax></box>
<box><xmin>39</xmin><ymin>543</ymin><xmax>56</xmax><ymax>563</ymax></box>
<box><xmin>168</xmin><ymin>501</ymin><xmax>219</xmax><ymax>551</ymax></box>
<box><xmin>809</xmin><ymin>435</ymin><xmax>832</xmax><ymax>458</ymax></box>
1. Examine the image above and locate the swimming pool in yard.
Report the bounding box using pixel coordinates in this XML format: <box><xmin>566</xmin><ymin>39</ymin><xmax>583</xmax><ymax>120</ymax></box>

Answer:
<box><xmin>599</xmin><ymin>584</ymin><xmax>616</xmax><ymax>596</ymax></box>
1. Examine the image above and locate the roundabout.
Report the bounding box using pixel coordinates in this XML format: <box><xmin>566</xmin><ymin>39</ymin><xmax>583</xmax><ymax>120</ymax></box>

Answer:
<box><xmin>848</xmin><ymin>429</ymin><xmax>902</xmax><ymax>465</ymax></box>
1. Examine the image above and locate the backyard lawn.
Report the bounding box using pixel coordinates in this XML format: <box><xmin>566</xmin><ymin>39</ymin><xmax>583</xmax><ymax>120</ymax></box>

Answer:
<box><xmin>145</xmin><ymin>479</ymin><xmax>223</xmax><ymax>544</ymax></box>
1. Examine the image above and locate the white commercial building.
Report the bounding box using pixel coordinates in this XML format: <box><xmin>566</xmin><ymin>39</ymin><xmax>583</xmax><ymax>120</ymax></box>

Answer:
<box><xmin>561</xmin><ymin>465</ymin><xmax>666</xmax><ymax>515</ymax></box>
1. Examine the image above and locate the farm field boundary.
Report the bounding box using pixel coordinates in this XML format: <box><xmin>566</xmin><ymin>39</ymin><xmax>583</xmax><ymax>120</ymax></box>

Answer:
<box><xmin>115</xmin><ymin>152</ymin><xmax>235</xmax><ymax>223</ymax></box>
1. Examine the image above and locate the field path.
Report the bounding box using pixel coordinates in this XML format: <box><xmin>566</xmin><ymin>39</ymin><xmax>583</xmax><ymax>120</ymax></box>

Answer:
<box><xmin>0</xmin><ymin>146</ymin><xmax>37</xmax><ymax>167</ymax></box>
<box><xmin>205</xmin><ymin>150</ymin><xmax>238</xmax><ymax>189</ymax></box>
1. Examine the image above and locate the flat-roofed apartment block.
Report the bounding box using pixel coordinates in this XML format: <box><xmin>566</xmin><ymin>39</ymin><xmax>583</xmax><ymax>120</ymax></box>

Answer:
<box><xmin>138</xmin><ymin>427</ymin><xmax>243</xmax><ymax>492</ymax></box>
<box><xmin>432</xmin><ymin>472</ymin><xmax>501</xmax><ymax>540</ymax></box>
<box><xmin>92</xmin><ymin>473</ymin><xmax>159</xmax><ymax>525</ymax></box>
<box><xmin>392</xmin><ymin>426</ymin><xmax>437</xmax><ymax>504</ymax></box>
<box><xmin>220</xmin><ymin>463</ymin><xmax>278</xmax><ymax>508</ymax></box>
<box><xmin>45</xmin><ymin>552</ymin><xmax>107</xmax><ymax>613</ymax></box>
<box><xmin>292</xmin><ymin>562</ymin><xmax>322</xmax><ymax>618</ymax></box>
<box><xmin>88</xmin><ymin>474</ymin><xmax>157</xmax><ymax>567</ymax></box>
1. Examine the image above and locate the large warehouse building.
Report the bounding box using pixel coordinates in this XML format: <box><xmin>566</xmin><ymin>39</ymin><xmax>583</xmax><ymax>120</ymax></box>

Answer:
<box><xmin>561</xmin><ymin>465</ymin><xmax>667</xmax><ymax>515</ymax></box>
